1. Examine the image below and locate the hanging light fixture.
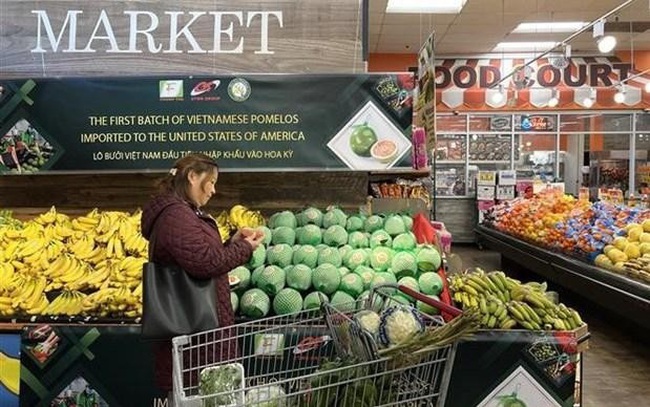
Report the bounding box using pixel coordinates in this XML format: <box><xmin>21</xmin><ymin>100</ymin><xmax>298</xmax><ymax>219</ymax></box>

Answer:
<box><xmin>645</xmin><ymin>82</ymin><xmax>650</xmax><ymax>93</ymax></box>
<box><xmin>547</xmin><ymin>89</ymin><xmax>560</xmax><ymax>107</ymax></box>
<box><xmin>614</xmin><ymin>84</ymin><xmax>626</xmax><ymax>103</ymax></box>
<box><xmin>491</xmin><ymin>85</ymin><xmax>505</xmax><ymax>104</ymax></box>
<box><xmin>593</xmin><ymin>19</ymin><xmax>617</xmax><ymax>53</ymax></box>
<box><xmin>583</xmin><ymin>88</ymin><xmax>596</xmax><ymax>108</ymax></box>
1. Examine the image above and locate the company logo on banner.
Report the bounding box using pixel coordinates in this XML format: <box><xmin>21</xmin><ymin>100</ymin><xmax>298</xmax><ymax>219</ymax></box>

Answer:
<box><xmin>435</xmin><ymin>56</ymin><xmax>650</xmax><ymax>111</ymax></box>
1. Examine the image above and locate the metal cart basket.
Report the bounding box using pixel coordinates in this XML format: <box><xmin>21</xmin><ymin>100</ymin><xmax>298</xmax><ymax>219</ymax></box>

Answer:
<box><xmin>171</xmin><ymin>284</ymin><xmax>463</xmax><ymax>407</ymax></box>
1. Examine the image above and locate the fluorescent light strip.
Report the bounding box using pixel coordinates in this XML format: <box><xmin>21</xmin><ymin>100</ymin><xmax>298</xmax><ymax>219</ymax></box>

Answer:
<box><xmin>493</xmin><ymin>42</ymin><xmax>559</xmax><ymax>52</ymax></box>
<box><xmin>512</xmin><ymin>22</ymin><xmax>588</xmax><ymax>33</ymax></box>
<box><xmin>386</xmin><ymin>0</ymin><xmax>468</xmax><ymax>14</ymax></box>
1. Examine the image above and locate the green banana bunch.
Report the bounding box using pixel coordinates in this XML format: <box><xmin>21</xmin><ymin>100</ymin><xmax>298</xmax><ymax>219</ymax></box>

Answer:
<box><xmin>449</xmin><ymin>269</ymin><xmax>584</xmax><ymax>331</ymax></box>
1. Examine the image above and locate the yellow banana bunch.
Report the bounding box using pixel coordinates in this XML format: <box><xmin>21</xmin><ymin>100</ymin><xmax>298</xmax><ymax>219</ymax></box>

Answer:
<box><xmin>0</xmin><ymin>263</ymin><xmax>15</xmax><ymax>293</ymax></box>
<box><xmin>43</xmin><ymin>290</ymin><xmax>87</xmax><ymax>316</ymax></box>
<box><xmin>450</xmin><ymin>269</ymin><xmax>584</xmax><ymax>331</ymax></box>
<box><xmin>124</xmin><ymin>231</ymin><xmax>148</xmax><ymax>256</ymax></box>
<box><xmin>15</xmin><ymin>237</ymin><xmax>47</xmax><ymax>260</ymax></box>
<box><xmin>33</xmin><ymin>205</ymin><xmax>58</xmax><ymax>225</ymax></box>
<box><xmin>228</xmin><ymin>204</ymin><xmax>266</xmax><ymax>229</ymax></box>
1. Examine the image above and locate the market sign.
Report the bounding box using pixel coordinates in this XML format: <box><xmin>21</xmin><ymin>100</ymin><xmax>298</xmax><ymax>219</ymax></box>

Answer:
<box><xmin>0</xmin><ymin>0</ymin><xmax>363</xmax><ymax>77</ymax></box>
<box><xmin>0</xmin><ymin>74</ymin><xmax>415</xmax><ymax>174</ymax></box>
<box><xmin>435</xmin><ymin>56</ymin><xmax>650</xmax><ymax>111</ymax></box>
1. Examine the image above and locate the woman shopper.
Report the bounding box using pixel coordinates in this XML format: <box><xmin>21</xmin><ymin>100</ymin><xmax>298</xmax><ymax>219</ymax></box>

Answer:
<box><xmin>141</xmin><ymin>153</ymin><xmax>264</xmax><ymax>403</ymax></box>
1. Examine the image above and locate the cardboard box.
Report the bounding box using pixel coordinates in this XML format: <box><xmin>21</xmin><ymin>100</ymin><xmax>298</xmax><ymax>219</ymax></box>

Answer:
<box><xmin>477</xmin><ymin>185</ymin><xmax>496</xmax><ymax>200</ymax></box>
<box><xmin>498</xmin><ymin>170</ymin><xmax>517</xmax><ymax>185</ymax></box>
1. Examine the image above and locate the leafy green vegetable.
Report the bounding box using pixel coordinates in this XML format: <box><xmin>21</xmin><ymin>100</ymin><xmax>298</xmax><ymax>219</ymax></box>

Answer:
<box><xmin>199</xmin><ymin>364</ymin><xmax>244</xmax><ymax>407</ymax></box>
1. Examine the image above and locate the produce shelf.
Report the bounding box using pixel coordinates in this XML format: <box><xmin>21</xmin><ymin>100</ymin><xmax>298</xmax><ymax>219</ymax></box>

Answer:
<box><xmin>475</xmin><ymin>225</ymin><xmax>650</xmax><ymax>331</ymax></box>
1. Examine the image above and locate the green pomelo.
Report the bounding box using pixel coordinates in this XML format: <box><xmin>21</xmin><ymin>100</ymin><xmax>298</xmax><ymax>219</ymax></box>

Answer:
<box><xmin>257</xmin><ymin>226</ymin><xmax>273</xmax><ymax>246</ymax></box>
<box><xmin>304</xmin><ymin>292</ymin><xmax>328</xmax><ymax>310</ymax></box>
<box><xmin>338</xmin><ymin>244</ymin><xmax>353</xmax><ymax>260</ymax></box>
<box><xmin>340</xmin><ymin>273</ymin><xmax>364</xmax><ymax>298</ymax></box>
<box><xmin>396</xmin><ymin>276</ymin><xmax>419</xmax><ymax>302</ymax></box>
<box><xmin>292</xmin><ymin>245</ymin><xmax>319</xmax><ymax>268</ymax></box>
<box><xmin>251</xmin><ymin>265</ymin><xmax>265</xmax><ymax>286</ymax></box>
<box><xmin>417</xmin><ymin>294</ymin><xmax>441</xmax><ymax>315</ymax></box>
<box><xmin>356</xmin><ymin>290</ymin><xmax>384</xmax><ymax>312</ymax></box>
<box><xmin>298</xmin><ymin>207</ymin><xmax>323</xmax><ymax>227</ymax></box>
<box><xmin>256</xmin><ymin>265</ymin><xmax>286</xmax><ymax>296</ymax></box>
<box><xmin>230</xmin><ymin>291</ymin><xmax>239</xmax><ymax>313</ymax></box>
<box><xmin>402</xmin><ymin>215</ymin><xmax>413</xmax><ymax>231</ymax></box>
<box><xmin>383</xmin><ymin>215</ymin><xmax>407</xmax><ymax>236</ymax></box>
<box><xmin>371</xmin><ymin>271</ymin><xmax>397</xmax><ymax>289</ymax></box>
<box><xmin>364</xmin><ymin>215</ymin><xmax>384</xmax><ymax>233</ymax></box>
<box><xmin>323</xmin><ymin>225</ymin><xmax>348</xmax><ymax>247</ymax></box>
<box><xmin>418</xmin><ymin>272</ymin><xmax>444</xmax><ymax>296</ymax></box>
<box><xmin>273</xmin><ymin>288</ymin><xmax>303</xmax><ymax>315</ymax></box>
<box><xmin>416</xmin><ymin>246</ymin><xmax>442</xmax><ymax>272</ymax></box>
<box><xmin>285</xmin><ymin>264</ymin><xmax>312</xmax><ymax>291</ymax></box>
<box><xmin>386</xmin><ymin>295</ymin><xmax>412</xmax><ymax>307</ymax></box>
<box><xmin>338</xmin><ymin>266</ymin><xmax>350</xmax><ymax>277</ymax></box>
<box><xmin>370</xmin><ymin>246</ymin><xmax>395</xmax><ymax>272</ymax></box>
<box><xmin>271</xmin><ymin>226</ymin><xmax>296</xmax><ymax>246</ymax></box>
<box><xmin>392</xmin><ymin>233</ymin><xmax>417</xmax><ymax>252</ymax></box>
<box><xmin>318</xmin><ymin>246</ymin><xmax>343</xmax><ymax>267</ymax></box>
<box><xmin>312</xmin><ymin>263</ymin><xmax>341</xmax><ymax>295</ymax></box>
<box><xmin>370</xmin><ymin>230</ymin><xmax>392</xmax><ymax>248</ymax></box>
<box><xmin>344</xmin><ymin>249</ymin><xmax>369</xmax><ymax>270</ymax></box>
<box><xmin>229</xmin><ymin>266</ymin><xmax>251</xmax><ymax>291</ymax></box>
<box><xmin>266</xmin><ymin>244</ymin><xmax>294</xmax><ymax>268</ymax></box>
<box><xmin>240</xmin><ymin>288</ymin><xmax>271</xmax><ymax>319</ymax></box>
<box><xmin>247</xmin><ymin>245</ymin><xmax>266</xmax><ymax>269</ymax></box>
<box><xmin>295</xmin><ymin>224</ymin><xmax>322</xmax><ymax>245</ymax></box>
<box><xmin>345</xmin><ymin>215</ymin><xmax>365</xmax><ymax>232</ymax></box>
<box><xmin>353</xmin><ymin>265</ymin><xmax>376</xmax><ymax>290</ymax></box>
<box><xmin>391</xmin><ymin>251</ymin><xmax>418</xmax><ymax>279</ymax></box>
<box><xmin>322</xmin><ymin>207</ymin><xmax>348</xmax><ymax>229</ymax></box>
<box><xmin>348</xmin><ymin>231</ymin><xmax>370</xmax><ymax>248</ymax></box>
<box><xmin>268</xmin><ymin>210</ymin><xmax>297</xmax><ymax>229</ymax></box>
<box><xmin>330</xmin><ymin>291</ymin><xmax>356</xmax><ymax>313</ymax></box>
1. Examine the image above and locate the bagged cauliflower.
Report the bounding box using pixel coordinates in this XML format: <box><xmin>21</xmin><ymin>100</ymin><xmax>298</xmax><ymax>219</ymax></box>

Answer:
<box><xmin>378</xmin><ymin>306</ymin><xmax>425</xmax><ymax>347</ymax></box>
<box><xmin>245</xmin><ymin>385</ymin><xmax>286</xmax><ymax>407</ymax></box>
<box><xmin>354</xmin><ymin>310</ymin><xmax>381</xmax><ymax>338</ymax></box>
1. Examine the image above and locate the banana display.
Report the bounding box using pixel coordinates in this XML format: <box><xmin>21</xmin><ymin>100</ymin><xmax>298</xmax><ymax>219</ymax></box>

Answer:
<box><xmin>449</xmin><ymin>269</ymin><xmax>584</xmax><ymax>331</ymax></box>
<box><xmin>0</xmin><ymin>206</ymin><xmax>146</xmax><ymax>320</ymax></box>
<box><xmin>215</xmin><ymin>204</ymin><xmax>266</xmax><ymax>241</ymax></box>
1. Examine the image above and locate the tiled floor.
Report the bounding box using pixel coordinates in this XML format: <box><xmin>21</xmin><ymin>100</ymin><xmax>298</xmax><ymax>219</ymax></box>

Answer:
<box><xmin>450</xmin><ymin>244</ymin><xmax>650</xmax><ymax>407</ymax></box>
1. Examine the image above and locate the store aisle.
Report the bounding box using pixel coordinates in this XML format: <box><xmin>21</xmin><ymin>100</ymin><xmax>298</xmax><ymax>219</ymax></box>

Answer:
<box><xmin>450</xmin><ymin>244</ymin><xmax>650</xmax><ymax>407</ymax></box>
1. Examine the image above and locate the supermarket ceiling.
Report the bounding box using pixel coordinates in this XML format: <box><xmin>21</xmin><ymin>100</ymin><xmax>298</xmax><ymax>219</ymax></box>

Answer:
<box><xmin>369</xmin><ymin>0</ymin><xmax>650</xmax><ymax>55</ymax></box>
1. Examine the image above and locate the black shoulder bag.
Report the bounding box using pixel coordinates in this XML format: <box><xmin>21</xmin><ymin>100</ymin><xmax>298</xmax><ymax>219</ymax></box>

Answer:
<box><xmin>141</xmin><ymin>216</ymin><xmax>219</xmax><ymax>341</ymax></box>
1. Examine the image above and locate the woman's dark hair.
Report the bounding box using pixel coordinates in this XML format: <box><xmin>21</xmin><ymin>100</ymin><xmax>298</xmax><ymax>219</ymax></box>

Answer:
<box><xmin>156</xmin><ymin>153</ymin><xmax>219</xmax><ymax>201</ymax></box>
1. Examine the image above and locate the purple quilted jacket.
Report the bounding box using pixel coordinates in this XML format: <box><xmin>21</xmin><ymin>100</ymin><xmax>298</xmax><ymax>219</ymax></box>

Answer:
<box><xmin>141</xmin><ymin>192</ymin><xmax>252</xmax><ymax>391</ymax></box>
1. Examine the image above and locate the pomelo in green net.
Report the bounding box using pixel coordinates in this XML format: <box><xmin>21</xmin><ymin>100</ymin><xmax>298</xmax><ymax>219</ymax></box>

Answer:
<box><xmin>312</xmin><ymin>263</ymin><xmax>341</xmax><ymax>295</ymax></box>
<box><xmin>392</xmin><ymin>233</ymin><xmax>417</xmax><ymax>252</ymax></box>
<box><xmin>323</xmin><ymin>225</ymin><xmax>348</xmax><ymax>247</ymax></box>
<box><xmin>266</xmin><ymin>244</ymin><xmax>294</xmax><ymax>268</ymax></box>
<box><xmin>391</xmin><ymin>251</ymin><xmax>418</xmax><ymax>279</ymax></box>
<box><xmin>383</xmin><ymin>214</ymin><xmax>407</xmax><ymax>236</ymax></box>
<box><xmin>285</xmin><ymin>264</ymin><xmax>312</xmax><ymax>291</ymax></box>
<box><xmin>364</xmin><ymin>215</ymin><xmax>384</xmax><ymax>233</ymax></box>
<box><xmin>348</xmin><ymin>231</ymin><xmax>369</xmax><ymax>248</ymax></box>
<box><xmin>322</xmin><ymin>207</ymin><xmax>348</xmax><ymax>229</ymax></box>
<box><xmin>370</xmin><ymin>246</ymin><xmax>395</xmax><ymax>272</ymax></box>
<box><xmin>345</xmin><ymin>215</ymin><xmax>365</xmax><ymax>232</ymax></box>
<box><xmin>416</xmin><ymin>245</ymin><xmax>442</xmax><ymax>272</ymax></box>
<box><xmin>273</xmin><ymin>288</ymin><xmax>303</xmax><ymax>315</ymax></box>
<box><xmin>317</xmin><ymin>246</ymin><xmax>343</xmax><ymax>267</ymax></box>
<box><xmin>292</xmin><ymin>245</ymin><xmax>319</xmax><ymax>268</ymax></box>
<box><xmin>295</xmin><ymin>224</ymin><xmax>322</xmax><ymax>245</ymax></box>
<box><xmin>297</xmin><ymin>207</ymin><xmax>323</xmax><ymax>227</ymax></box>
<box><xmin>240</xmin><ymin>288</ymin><xmax>270</xmax><ymax>318</ymax></box>
<box><xmin>303</xmin><ymin>292</ymin><xmax>328</xmax><ymax>310</ymax></box>
<box><xmin>370</xmin><ymin>230</ymin><xmax>392</xmax><ymax>248</ymax></box>
<box><xmin>272</xmin><ymin>226</ymin><xmax>296</xmax><ymax>246</ymax></box>
<box><xmin>256</xmin><ymin>265</ymin><xmax>286</xmax><ymax>296</ymax></box>
<box><xmin>418</xmin><ymin>272</ymin><xmax>444</xmax><ymax>296</ymax></box>
<box><xmin>268</xmin><ymin>210</ymin><xmax>297</xmax><ymax>229</ymax></box>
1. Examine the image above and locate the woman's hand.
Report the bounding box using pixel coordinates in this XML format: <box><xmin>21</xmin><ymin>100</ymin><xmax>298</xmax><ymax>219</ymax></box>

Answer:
<box><xmin>243</xmin><ymin>233</ymin><xmax>264</xmax><ymax>250</ymax></box>
<box><xmin>233</xmin><ymin>227</ymin><xmax>264</xmax><ymax>249</ymax></box>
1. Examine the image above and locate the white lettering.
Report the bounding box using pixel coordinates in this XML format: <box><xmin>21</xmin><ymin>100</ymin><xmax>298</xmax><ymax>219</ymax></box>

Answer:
<box><xmin>31</xmin><ymin>10</ymin><xmax>83</xmax><ymax>53</ymax></box>
<box><xmin>125</xmin><ymin>11</ymin><xmax>162</xmax><ymax>53</ymax></box>
<box><xmin>83</xmin><ymin>10</ymin><xmax>122</xmax><ymax>53</ymax></box>
<box><xmin>208</xmin><ymin>12</ymin><xmax>243</xmax><ymax>54</ymax></box>
<box><xmin>166</xmin><ymin>11</ymin><xmax>206</xmax><ymax>53</ymax></box>
<box><xmin>247</xmin><ymin>11</ymin><xmax>283</xmax><ymax>55</ymax></box>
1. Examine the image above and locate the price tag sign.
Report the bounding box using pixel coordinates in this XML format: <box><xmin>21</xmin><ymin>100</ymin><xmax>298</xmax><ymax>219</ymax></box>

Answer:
<box><xmin>477</xmin><ymin>171</ymin><xmax>497</xmax><ymax>186</ymax></box>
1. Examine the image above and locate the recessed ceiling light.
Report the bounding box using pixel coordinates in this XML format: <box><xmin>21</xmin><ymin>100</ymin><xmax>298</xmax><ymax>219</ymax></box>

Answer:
<box><xmin>386</xmin><ymin>0</ymin><xmax>468</xmax><ymax>14</ymax></box>
<box><xmin>512</xmin><ymin>22</ymin><xmax>588</xmax><ymax>33</ymax></box>
<box><xmin>492</xmin><ymin>42</ymin><xmax>558</xmax><ymax>52</ymax></box>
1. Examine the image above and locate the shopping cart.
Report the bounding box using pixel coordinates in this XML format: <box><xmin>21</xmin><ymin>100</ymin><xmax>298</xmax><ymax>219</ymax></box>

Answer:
<box><xmin>171</xmin><ymin>284</ymin><xmax>464</xmax><ymax>407</ymax></box>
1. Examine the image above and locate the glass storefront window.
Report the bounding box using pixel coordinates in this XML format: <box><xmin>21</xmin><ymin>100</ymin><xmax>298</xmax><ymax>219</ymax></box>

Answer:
<box><xmin>435</xmin><ymin>164</ymin><xmax>467</xmax><ymax>197</ymax></box>
<box><xmin>560</xmin><ymin>113</ymin><xmax>632</xmax><ymax>133</ymax></box>
<box><xmin>469</xmin><ymin>134</ymin><xmax>512</xmax><ymax>162</ymax></box>
<box><xmin>516</xmin><ymin>133</ymin><xmax>557</xmax><ymax>182</ymax></box>
<box><xmin>589</xmin><ymin>134</ymin><xmax>631</xmax><ymax>193</ymax></box>
<box><xmin>437</xmin><ymin>115</ymin><xmax>466</xmax><ymax>132</ymax></box>
<box><xmin>435</xmin><ymin>134</ymin><xmax>466</xmax><ymax>162</ymax></box>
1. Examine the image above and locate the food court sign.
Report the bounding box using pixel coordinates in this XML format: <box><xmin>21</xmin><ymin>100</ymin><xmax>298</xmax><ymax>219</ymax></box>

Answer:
<box><xmin>0</xmin><ymin>0</ymin><xmax>364</xmax><ymax>77</ymax></box>
<box><xmin>435</xmin><ymin>56</ymin><xmax>650</xmax><ymax>111</ymax></box>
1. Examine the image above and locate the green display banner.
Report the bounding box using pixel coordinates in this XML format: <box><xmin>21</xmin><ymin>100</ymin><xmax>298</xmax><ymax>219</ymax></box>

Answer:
<box><xmin>0</xmin><ymin>74</ymin><xmax>415</xmax><ymax>174</ymax></box>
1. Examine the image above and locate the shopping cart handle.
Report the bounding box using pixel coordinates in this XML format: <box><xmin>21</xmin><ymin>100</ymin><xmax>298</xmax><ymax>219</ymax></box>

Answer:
<box><xmin>397</xmin><ymin>285</ymin><xmax>463</xmax><ymax>317</ymax></box>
